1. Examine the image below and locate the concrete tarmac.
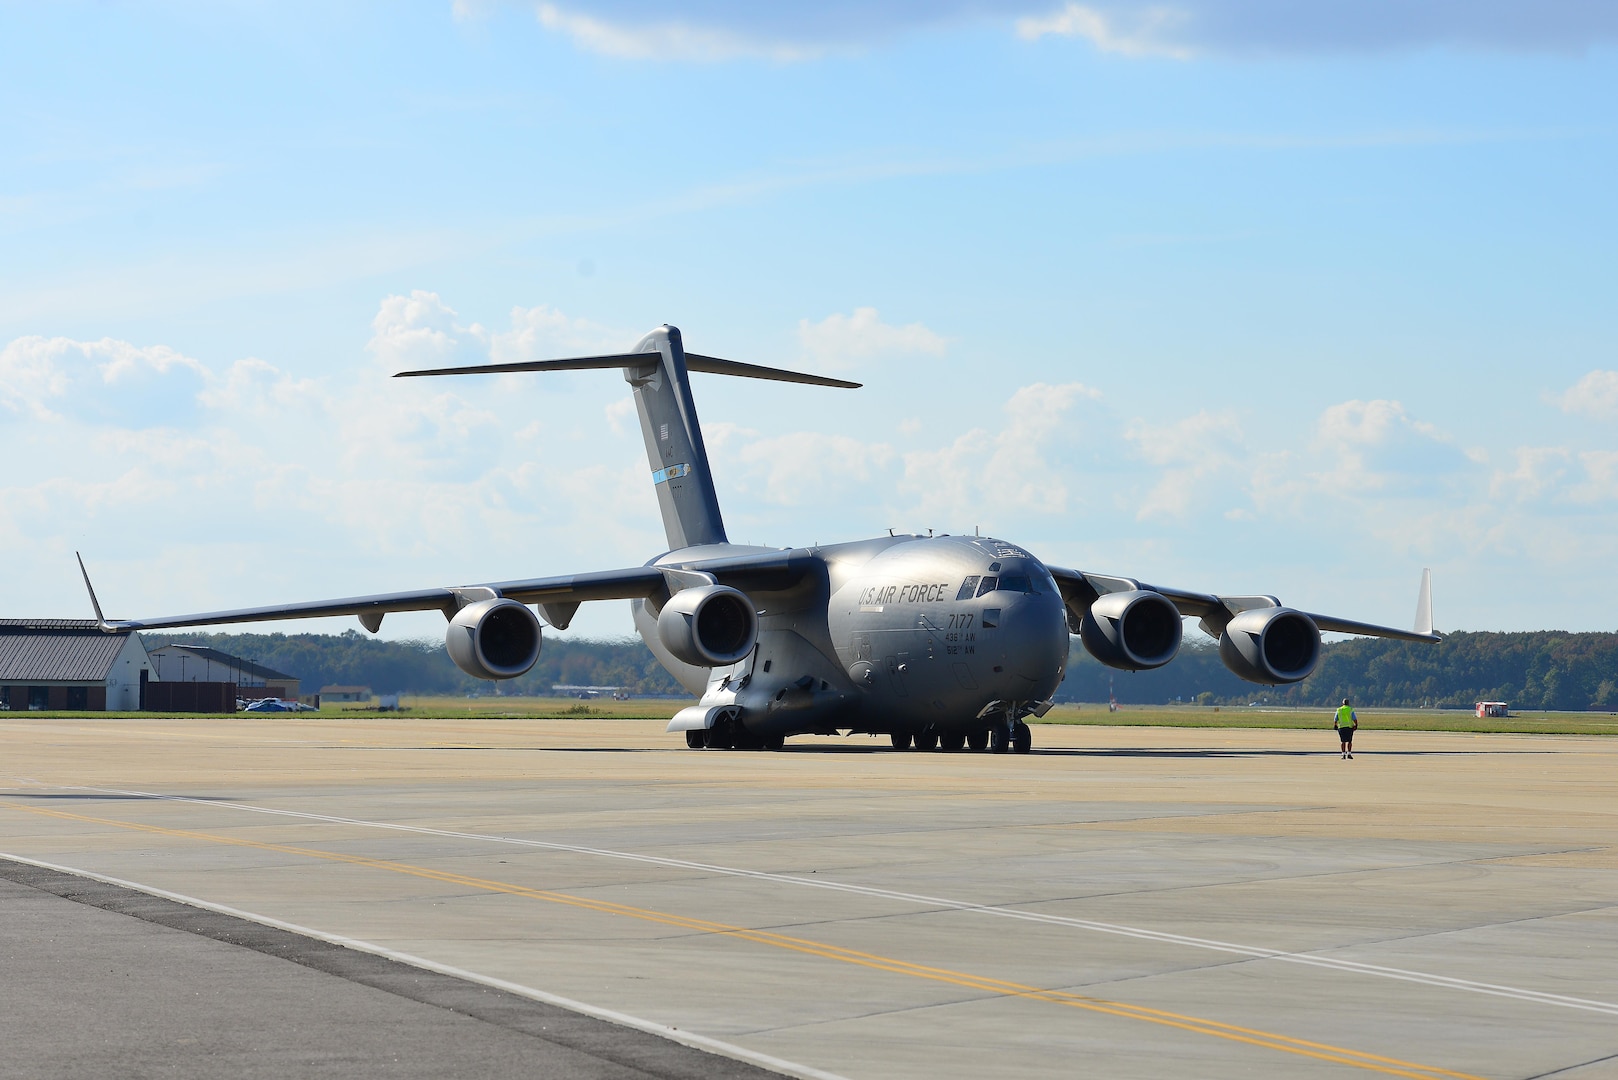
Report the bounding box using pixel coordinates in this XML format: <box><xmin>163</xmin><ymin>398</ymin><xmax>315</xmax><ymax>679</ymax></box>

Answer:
<box><xmin>2</xmin><ymin>715</ymin><xmax>1616</xmax><ymax>1080</ymax></box>
<box><xmin>0</xmin><ymin>860</ymin><xmax>783</xmax><ymax>1079</ymax></box>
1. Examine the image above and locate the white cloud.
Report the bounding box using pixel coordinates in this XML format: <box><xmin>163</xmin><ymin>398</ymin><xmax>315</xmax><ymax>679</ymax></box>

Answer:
<box><xmin>902</xmin><ymin>381</ymin><xmax>1101</xmax><ymax>522</ymax></box>
<box><xmin>1306</xmin><ymin>398</ymin><xmax>1464</xmax><ymax>496</ymax></box>
<box><xmin>517</xmin><ymin>1</ymin><xmax>1618</xmax><ymax>61</ymax></box>
<box><xmin>0</xmin><ymin>296</ymin><xmax>660</xmax><ymax>596</ymax></box>
<box><xmin>797</xmin><ymin>307</ymin><xmax>947</xmax><ymax>369</ymax></box>
<box><xmin>0</xmin><ymin>335</ymin><xmax>209</xmax><ymax>423</ymax></box>
<box><xmin>366</xmin><ymin>290</ymin><xmax>488</xmax><ymax>373</ymax></box>
<box><xmin>1572</xmin><ymin>451</ymin><xmax>1618</xmax><ymax>504</ymax></box>
<box><xmin>736</xmin><ymin>432</ymin><xmax>897</xmax><ymax>506</ymax></box>
<box><xmin>1016</xmin><ymin>3</ymin><xmax>1193</xmax><ymax>58</ymax></box>
<box><xmin>491</xmin><ymin>303</ymin><xmax>628</xmax><ymax>364</ymax></box>
<box><xmin>1125</xmin><ymin>409</ymin><xmax>1246</xmax><ymax>519</ymax></box>
<box><xmin>534</xmin><ymin>3</ymin><xmax>819</xmax><ymax>61</ymax></box>
<box><xmin>1551</xmin><ymin>369</ymin><xmax>1618</xmax><ymax>421</ymax></box>
<box><xmin>11</xmin><ymin>300</ymin><xmax>1618</xmax><ymax>639</ymax></box>
<box><xmin>1490</xmin><ymin>446</ymin><xmax>1573</xmax><ymax>503</ymax></box>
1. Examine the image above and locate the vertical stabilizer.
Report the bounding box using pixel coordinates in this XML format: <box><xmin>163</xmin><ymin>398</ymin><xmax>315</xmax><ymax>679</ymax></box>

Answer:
<box><xmin>1414</xmin><ymin>568</ymin><xmax>1434</xmax><ymax>636</ymax></box>
<box><xmin>626</xmin><ymin>326</ymin><xmax>728</xmax><ymax>550</ymax></box>
<box><xmin>390</xmin><ymin>324</ymin><xmax>858</xmax><ymax>552</ymax></box>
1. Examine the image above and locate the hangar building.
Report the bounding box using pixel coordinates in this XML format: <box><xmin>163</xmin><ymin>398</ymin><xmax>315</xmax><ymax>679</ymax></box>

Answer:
<box><xmin>147</xmin><ymin>644</ymin><xmax>300</xmax><ymax>701</ymax></box>
<box><xmin>0</xmin><ymin>620</ymin><xmax>154</xmax><ymax>711</ymax></box>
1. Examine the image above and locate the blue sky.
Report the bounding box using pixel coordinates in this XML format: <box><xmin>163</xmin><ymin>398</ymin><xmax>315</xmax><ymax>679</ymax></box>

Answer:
<box><xmin>3</xmin><ymin>1</ymin><xmax>1615</xmax><ymax>641</ymax></box>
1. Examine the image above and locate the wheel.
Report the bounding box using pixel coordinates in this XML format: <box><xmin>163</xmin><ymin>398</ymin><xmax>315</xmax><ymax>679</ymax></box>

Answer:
<box><xmin>967</xmin><ymin>730</ymin><xmax>989</xmax><ymax>752</ymax></box>
<box><xmin>914</xmin><ymin>731</ymin><xmax>939</xmax><ymax>751</ymax></box>
<box><xmin>989</xmin><ymin>725</ymin><xmax>1010</xmax><ymax>754</ymax></box>
<box><xmin>890</xmin><ymin>731</ymin><xmax>913</xmax><ymax>750</ymax></box>
<box><xmin>1012</xmin><ymin>720</ymin><xmax>1032</xmax><ymax>754</ymax></box>
<box><xmin>940</xmin><ymin>731</ymin><xmax>965</xmax><ymax>752</ymax></box>
<box><xmin>685</xmin><ymin>729</ymin><xmax>706</xmax><ymax>749</ymax></box>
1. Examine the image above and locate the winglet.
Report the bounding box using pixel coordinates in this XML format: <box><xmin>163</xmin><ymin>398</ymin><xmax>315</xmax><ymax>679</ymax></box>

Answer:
<box><xmin>76</xmin><ymin>552</ymin><xmax>115</xmax><ymax>632</ymax></box>
<box><xmin>1414</xmin><ymin>568</ymin><xmax>1435</xmax><ymax>637</ymax></box>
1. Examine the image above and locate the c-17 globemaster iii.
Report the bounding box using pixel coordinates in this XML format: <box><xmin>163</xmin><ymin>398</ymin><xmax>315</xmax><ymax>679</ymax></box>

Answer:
<box><xmin>79</xmin><ymin>325</ymin><xmax>1439</xmax><ymax>753</ymax></box>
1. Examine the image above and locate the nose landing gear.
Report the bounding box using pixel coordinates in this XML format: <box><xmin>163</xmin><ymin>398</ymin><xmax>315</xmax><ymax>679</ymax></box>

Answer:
<box><xmin>989</xmin><ymin>716</ymin><xmax>1034</xmax><ymax>754</ymax></box>
<box><xmin>1011</xmin><ymin>719</ymin><xmax>1032</xmax><ymax>754</ymax></box>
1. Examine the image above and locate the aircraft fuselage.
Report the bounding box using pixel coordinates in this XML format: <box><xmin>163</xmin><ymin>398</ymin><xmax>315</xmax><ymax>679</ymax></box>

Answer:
<box><xmin>633</xmin><ymin>533</ymin><xmax>1068</xmax><ymax>741</ymax></box>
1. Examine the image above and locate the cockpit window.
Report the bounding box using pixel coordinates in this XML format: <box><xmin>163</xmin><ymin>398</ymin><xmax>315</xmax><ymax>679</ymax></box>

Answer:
<box><xmin>998</xmin><ymin>574</ymin><xmax>1032</xmax><ymax>594</ymax></box>
<box><xmin>956</xmin><ymin>576</ymin><xmax>980</xmax><ymax>601</ymax></box>
<box><xmin>976</xmin><ymin>575</ymin><xmax>998</xmax><ymax>597</ymax></box>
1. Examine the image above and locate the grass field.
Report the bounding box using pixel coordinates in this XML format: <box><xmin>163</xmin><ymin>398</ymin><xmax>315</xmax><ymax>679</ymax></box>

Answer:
<box><xmin>1040</xmin><ymin>703</ymin><xmax>1618</xmax><ymax>736</ymax></box>
<box><xmin>10</xmin><ymin>697</ymin><xmax>1618</xmax><ymax>735</ymax></box>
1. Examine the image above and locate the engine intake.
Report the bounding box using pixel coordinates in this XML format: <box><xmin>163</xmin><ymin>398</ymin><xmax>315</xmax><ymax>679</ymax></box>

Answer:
<box><xmin>1079</xmin><ymin>589</ymin><xmax>1183</xmax><ymax>671</ymax></box>
<box><xmin>1218</xmin><ymin>608</ymin><xmax>1320</xmax><ymax>685</ymax></box>
<box><xmin>657</xmin><ymin>584</ymin><xmax>758</xmax><ymax>667</ymax></box>
<box><xmin>446</xmin><ymin>598</ymin><xmax>542</xmax><ymax>680</ymax></box>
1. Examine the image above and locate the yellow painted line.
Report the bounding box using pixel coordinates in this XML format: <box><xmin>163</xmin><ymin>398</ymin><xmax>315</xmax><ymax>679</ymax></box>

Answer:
<box><xmin>1</xmin><ymin>800</ymin><xmax>1485</xmax><ymax>1080</ymax></box>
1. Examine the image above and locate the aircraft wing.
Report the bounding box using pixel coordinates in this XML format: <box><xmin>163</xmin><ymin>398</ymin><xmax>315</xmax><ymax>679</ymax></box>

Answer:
<box><xmin>81</xmin><ymin>547</ymin><xmax>823</xmax><ymax>635</ymax></box>
<box><xmin>84</xmin><ymin>563</ymin><xmax>669</xmax><ymax>634</ymax></box>
<box><xmin>1047</xmin><ymin>566</ymin><xmax>1440</xmax><ymax>644</ymax></box>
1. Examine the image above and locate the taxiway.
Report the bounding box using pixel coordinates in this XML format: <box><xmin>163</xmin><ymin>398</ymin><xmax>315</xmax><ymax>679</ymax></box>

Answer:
<box><xmin>2</xmin><ymin>716</ymin><xmax>1615</xmax><ymax>1079</ymax></box>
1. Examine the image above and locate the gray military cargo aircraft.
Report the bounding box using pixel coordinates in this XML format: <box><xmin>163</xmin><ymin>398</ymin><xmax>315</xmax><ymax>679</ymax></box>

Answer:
<box><xmin>81</xmin><ymin>325</ymin><xmax>1439</xmax><ymax>753</ymax></box>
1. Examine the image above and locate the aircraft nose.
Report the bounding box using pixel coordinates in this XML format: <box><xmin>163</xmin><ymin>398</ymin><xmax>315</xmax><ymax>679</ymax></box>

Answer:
<box><xmin>994</xmin><ymin>589</ymin><xmax>1067</xmax><ymax>694</ymax></box>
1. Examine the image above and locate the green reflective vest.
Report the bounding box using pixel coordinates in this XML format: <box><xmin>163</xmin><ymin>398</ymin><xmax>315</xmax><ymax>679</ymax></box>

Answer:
<box><xmin>1336</xmin><ymin>705</ymin><xmax>1356</xmax><ymax>728</ymax></box>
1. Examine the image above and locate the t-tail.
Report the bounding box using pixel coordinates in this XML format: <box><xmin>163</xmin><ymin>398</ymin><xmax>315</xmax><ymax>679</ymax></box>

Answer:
<box><xmin>394</xmin><ymin>324</ymin><xmax>859</xmax><ymax>552</ymax></box>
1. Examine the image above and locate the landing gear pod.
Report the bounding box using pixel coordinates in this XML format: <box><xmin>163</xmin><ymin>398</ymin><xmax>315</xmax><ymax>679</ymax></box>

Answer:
<box><xmin>1079</xmin><ymin>589</ymin><xmax>1183</xmax><ymax>670</ymax></box>
<box><xmin>656</xmin><ymin>585</ymin><xmax>758</xmax><ymax>667</ymax></box>
<box><xmin>446</xmin><ymin>598</ymin><xmax>543</xmax><ymax>680</ymax></box>
<box><xmin>1218</xmin><ymin>608</ymin><xmax>1320</xmax><ymax>685</ymax></box>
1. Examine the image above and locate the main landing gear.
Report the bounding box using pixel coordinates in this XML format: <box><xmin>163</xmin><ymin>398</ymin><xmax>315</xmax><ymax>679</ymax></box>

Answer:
<box><xmin>893</xmin><ymin>721</ymin><xmax>1030</xmax><ymax>754</ymax></box>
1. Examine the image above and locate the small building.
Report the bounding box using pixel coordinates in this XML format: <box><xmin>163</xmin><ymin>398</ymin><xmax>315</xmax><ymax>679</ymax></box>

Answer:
<box><xmin>148</xmin><ymin>644</ymin><xmax>300</xmax><ymax>700</ymax></box>
<box><xmin>320</xmin><ymin>685</ymin><xmax>372</xmax><ymax>703</ymax></box>
<box><xmin>1476</xmin><ymin>701</ymin><xmax>1509</xmax><ymax>718</ymax></box>
<box><xmin>0</xmin><ymin>619</ymin><xmax>154</xmax><ymax>711</ymax></box>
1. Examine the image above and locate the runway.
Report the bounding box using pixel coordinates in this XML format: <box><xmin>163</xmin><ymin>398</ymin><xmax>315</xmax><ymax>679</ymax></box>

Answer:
<box><xmin>3</xmin><ymin>716</ymin><xmax>1616</xmax><ymax>1079</ymax></box>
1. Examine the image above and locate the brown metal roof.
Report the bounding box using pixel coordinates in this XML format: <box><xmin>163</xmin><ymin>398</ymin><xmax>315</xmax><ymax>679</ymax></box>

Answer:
<box><xmin>0</xmin><ymin>624</ymin><xmax>130</xmax><ymax>682</ymax></box>
<box><xmin>148</xmin><ymin>644</ymin><xmax>295</xmax><ymax>682</ymax></box>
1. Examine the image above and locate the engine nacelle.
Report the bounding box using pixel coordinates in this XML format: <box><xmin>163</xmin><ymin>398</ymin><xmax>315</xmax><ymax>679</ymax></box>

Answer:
<box><xmin>446</xmin><ymin>598</ymin><xmax>542</xmax><ymax>680</ymax></box>
<box><xmin>656</xmin><ymin>584</ymin><xmax>758</xmax><ymax>667</ymax></box>
<box><xmin>1079</xmin><ymin>589</ymin><xmax>1183</xmax><ymax>671</ymax></box>
<box><xmin>1218</xmin><ymin>607</ymin><xmax>1321</xmax><ymax>685</ymax></box>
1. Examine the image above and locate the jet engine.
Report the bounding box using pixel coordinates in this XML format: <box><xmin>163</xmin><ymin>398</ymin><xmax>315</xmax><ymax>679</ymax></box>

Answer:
<box><xmin>1079</xmin><ymin>589</ymin><xmax>1183</xmax><ymax>671</ymax></box>
<box><xmin>1218</xmin><ymin>608</ymin><xmax>1321</xmax><ymax>685</ymax></box>
<box><xmin>446</xmin><ymin>598</ymin><xmax>543</xmax><ymax>680</ymax></box>
<box><xmin>656</xmin><ymin>584</ymin><xmax>758</xmax><ymax>667</ymax></box>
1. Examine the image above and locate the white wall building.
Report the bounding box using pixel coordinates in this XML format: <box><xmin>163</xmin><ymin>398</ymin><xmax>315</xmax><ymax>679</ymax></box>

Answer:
<box><xmin>0</xmin><ymin>620</ymin><xmax>154</xmax><ymax>711</ymax></box>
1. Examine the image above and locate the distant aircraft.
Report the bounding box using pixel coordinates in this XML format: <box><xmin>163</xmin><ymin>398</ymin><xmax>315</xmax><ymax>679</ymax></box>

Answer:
<box><xmin>79</xmin><ymin>326</ymin><xmax>1439</xmax><ymax>753</ymax></box>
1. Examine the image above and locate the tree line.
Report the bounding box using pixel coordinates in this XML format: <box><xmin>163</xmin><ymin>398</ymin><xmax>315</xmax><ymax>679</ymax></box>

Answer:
<box><xmin>150</xmin><ymin>629</ymin><xmax>1618</xmax><ymax>710</ymax></box>
<box><xmin>1064</xmin><ymin>631</ymin><xmax>1618</xmax><ymax>711</ymax></box>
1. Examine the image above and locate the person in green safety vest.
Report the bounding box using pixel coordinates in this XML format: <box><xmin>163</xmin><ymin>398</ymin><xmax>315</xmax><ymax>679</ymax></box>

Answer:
<box><xmin>1334</xmin><ymin>698</ymin><xmax>1358</xmax><ymax>759</ymax></box>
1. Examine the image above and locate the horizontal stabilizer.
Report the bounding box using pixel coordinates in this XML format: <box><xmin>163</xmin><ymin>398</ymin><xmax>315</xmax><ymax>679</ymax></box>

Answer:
<box><xmin>395</xmin><ymin>352</ymin><xmax>860</xmax><ymax>388</ymax></box>
<box><xmin>684</xmin><ymin>354</ymin><xmax>859</xmax><ymax>388</ymax></box>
